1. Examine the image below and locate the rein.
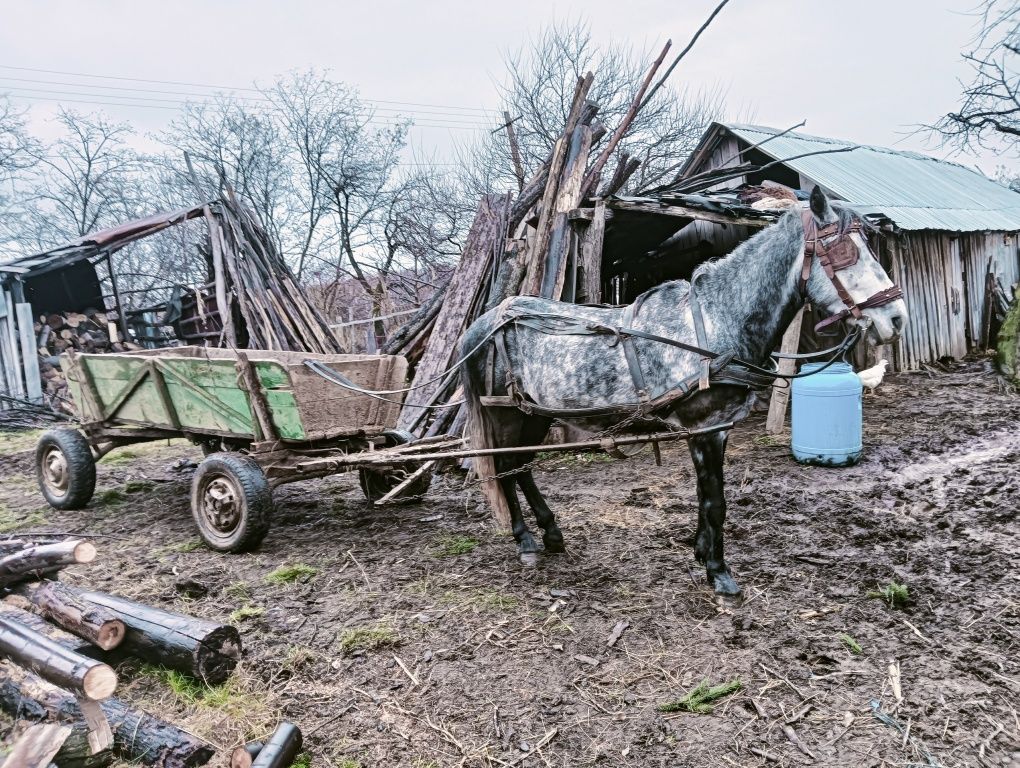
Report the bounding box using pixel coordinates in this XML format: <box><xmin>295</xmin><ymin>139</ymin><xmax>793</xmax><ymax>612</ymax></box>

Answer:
<box><xmin>800</xmin><ymin>210</ymin><xmax>903</xmax><ymax>331</ymax></box>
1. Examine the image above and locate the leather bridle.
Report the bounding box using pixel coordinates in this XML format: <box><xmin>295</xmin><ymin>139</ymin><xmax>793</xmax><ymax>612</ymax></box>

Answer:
<box><xmin>800</xmin><ymin>210</ymin><xmax>903</xmax><ymax>331</ymax></box>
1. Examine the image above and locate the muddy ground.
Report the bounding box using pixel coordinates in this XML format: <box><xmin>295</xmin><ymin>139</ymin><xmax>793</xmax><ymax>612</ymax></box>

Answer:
<box><xmin>0</xmin><ymin>358</ymin><xmax>1018</xmax><ymax>767</ymax></box>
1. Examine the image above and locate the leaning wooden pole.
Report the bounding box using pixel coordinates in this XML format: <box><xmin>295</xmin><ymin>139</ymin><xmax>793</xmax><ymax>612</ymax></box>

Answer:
<box><xmin>72</xmin><ymin>589</ymin><xmax>241</xmax><ymax>684</ymax></box>
<box><xmin>10</xmin><ymin>580</ymin><xmax>126</xmax><ymax>651</ymax></box>
<box><xmin>0</xmin><ymin>616</ymin><xmax>116</xmax><ymax>700</ymax></box>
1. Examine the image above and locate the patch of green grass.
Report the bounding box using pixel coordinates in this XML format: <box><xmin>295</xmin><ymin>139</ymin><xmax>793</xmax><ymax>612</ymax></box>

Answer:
<box><xmin>97</xmin><ymin>488</ymin><xmax>126</xmax><ymax>505</ymax></box>
<box><xmin>0</xmin><ymin>505</ymin><xmax>45</xmax><ymax>533</ymax></box>
<box><xmin>100</xmin><ymin>448</ymin><xmax>140</xmax><ymax>465</ymax></box>
<box><xmin>139</xmin><ymin>665</ymin><xmax>254</xmax><ymax>716</ymax></box>
<box><xmin>839</xmin><ymin>633</ymin><xmax>863</xmax><ymax>655</ymax></box>
<box><xmin>432</xmin><ymin>534</ymin><xmax>478</xmax><ymax>557</ymax></box>
<box><xmin>265</xmin><ymin>563</ymin><xmax>318</xmax><ymax>584</ymax></box>
<box><xmin>0</xmin><ymin>428</ymin><xmax>45</xmax><ymax>453</ymax></box>
<box><xmin>659</xmin><ymin>678</ymin><xmax>742</xmax><ymax>714</ymax></box>
<box><xmin>230</xmin><ymin>605</ymin><xmax>265</xmax><ymax>623</ymax></box>
<box><xmin>753</xmin><ymin>434</ymin><xmax>789</xmax><ymax>447</ymax></box>
<box><xmin>335</xmin><ymin>760</ymin><xmax>362</xmax><ymax>768</ymax></box>
<box><xmin>290</xmin><ymin>756</ymin><xmax>312</xmax><ymax>768</ymax></box>
<box><xmin>225</xmin><ymin>581</ymin><xmax>252</xmax><ymax>601</ymax></box>
<box><xmin>572</xmin><ymin>451</ymin><xmax>615</xmax><ymax>464</ymax></box>
<box><xmin>124</xmin><ymin>479</ymin><xmax>155</xmax><ymax>493</ymax></box>
<box><xmin>440</xmin><ymin>587</ymin><xmax>519</xmax><ymax>612</ymax></box>
<box><xmin>868</xmin><ymin>581</ymin><xmax>910</xmax><ymax>608</ymax></box>
<box><xmin>339</xmin><ymin>624</ymin><xmax>400</xmax><ymax>654</ymax></box>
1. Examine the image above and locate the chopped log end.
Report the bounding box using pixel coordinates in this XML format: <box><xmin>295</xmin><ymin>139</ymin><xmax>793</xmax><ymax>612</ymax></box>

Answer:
<box><xmin>72</xmin><ymin>542</ymin><xmax>97</xmax><ymax>564</ymax></box>
<box><xmin>82</xmin><ymin>664</ymin><xmax>117</xmax><ymax>701</ymax></box>
<box><xmin>94</xmin><ymin>619</ymin><xmax>126</xmax><ymax>652</ymax></box>
<box><xmin>231</xmin><ymin>742</ymin><xmax>263</xmax><ymax>768</ymax></box>
<box><xmin>194</xmin><ymin>625</ymin><xmax>242</xmax><ymax>685</ymax></box>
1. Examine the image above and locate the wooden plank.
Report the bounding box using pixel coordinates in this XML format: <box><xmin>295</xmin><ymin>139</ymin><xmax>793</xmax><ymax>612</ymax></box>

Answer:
<box><xmin>3</xmin><ymin>722</ymin><xmax>72</xmax><ymax>768</ymax></box>
<box><xmin>3</xmin><ymin>291</ymin><xmax>24</xmax><ymax>399</ymax></box>
<box><xmin>16</xmin><ymin>303</ymin><xmax>42</xmax><ymax>402</ymax></box>
<box><xmin>766</xmin><ymin>307</ymin><xmax>805</xmax><ymax>435</ymax></box>
<box><xmin>579</xmin><ymin>200</ymin><xmax>607</xmax><ymax>304</ymax></box>
<box><xmin>545</xmin><ymin>124</ymin><xmax>594</xmax><ymax>299</ymax></box>
<box><xmin>397</xmin><ymin>196</ymin><xmax>507</xmax><ymax>433</ymax></box>
<box><xmin>607</xmin><ymin>199</ymin><xmax>774</xmax><ymax>229</ymax></box>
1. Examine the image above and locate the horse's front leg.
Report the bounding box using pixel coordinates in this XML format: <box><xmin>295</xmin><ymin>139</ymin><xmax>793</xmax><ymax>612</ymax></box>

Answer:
<box><xmin>688</xmin><ymin>430</ymin><xmax>741</xmax><ymax>596</ymax></box>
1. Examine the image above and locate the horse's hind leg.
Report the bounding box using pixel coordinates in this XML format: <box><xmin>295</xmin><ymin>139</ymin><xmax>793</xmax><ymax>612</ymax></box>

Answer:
<box><xmin>518</xmin><ymin>471</ymin><xmax>565</xmax><ymax>553</ymax></box>
<box><xmin>494</xmin><ymin>454</ymin><xmax>540</xmax><ymax>565</ymax></box>
<box><xmin>688</xmin><ymin>430</ymin><xmax>741</xmax><ymax>596</ymax></box>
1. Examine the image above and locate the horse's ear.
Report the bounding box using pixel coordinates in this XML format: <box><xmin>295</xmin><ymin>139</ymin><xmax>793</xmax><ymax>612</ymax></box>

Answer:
<box><xmin>809</xmin><ymin>185</ymin><xmax>828</xmax><ymax>218</ymax></box>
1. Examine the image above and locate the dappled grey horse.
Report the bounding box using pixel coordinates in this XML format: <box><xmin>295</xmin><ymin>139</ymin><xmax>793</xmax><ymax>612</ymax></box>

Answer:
<box><xmin>460</xmin><ymin>187</ymin><xmax>907</xmax><ymax>594</ymax></box>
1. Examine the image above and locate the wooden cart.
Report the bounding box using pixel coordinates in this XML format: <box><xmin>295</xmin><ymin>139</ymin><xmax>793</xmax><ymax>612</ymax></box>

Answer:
<box><xmin>35</xmin><ymin>347</ymin><xmax>435</xmax><ymax>552</ymax></box>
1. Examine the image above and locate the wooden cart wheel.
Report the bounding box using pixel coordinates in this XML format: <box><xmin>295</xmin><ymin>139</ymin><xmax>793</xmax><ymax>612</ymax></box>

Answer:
<box><xmin>191</xmin><ymin>453</ymin><xmax>272</xmax><ymax>553</ymax></box>
<box><xmin>36</xmin><ymin>429</ymin><xmax>96</xmax><ymax>510</ymax></box>
<box><xmin>358</xmin><ymin>429</ymin><xmax>433</xmax><ymax>504</ymax></box>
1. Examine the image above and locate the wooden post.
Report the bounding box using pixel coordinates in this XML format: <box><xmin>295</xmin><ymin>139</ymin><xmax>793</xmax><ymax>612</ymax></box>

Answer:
<box><xmin>104</xmin><ymin>253</ymin><xmax>131</xmax><ymax>347</ymax></box>
<box><xmin>766</xmin><ymin>306</ymin><xmax>805</xmax><ymax>435</ymax></box>
<box><xmin>16</xmin><ymin>302</ymin><xmax>43</xmax><ymax>402</ymax></box>
<box><xmin>579</xmin><ymin>200</ymin><xmax>607</xmax><ymax>304</ymax></box>
<box><xmin>0</xmin><ymin>289</ymin><xmax>22</xmax><ymax>399</ymax></box>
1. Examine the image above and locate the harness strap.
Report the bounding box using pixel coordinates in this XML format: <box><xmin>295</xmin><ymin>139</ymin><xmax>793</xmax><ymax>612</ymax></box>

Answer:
<box><xmin>620</xmin><ymin>305</ymin><xmax>649</xmax><ymax>402</ymax></box>
<box><xmin>687</xmin><ymin>282</ymin><xmax>713</xmax><ymax>390</ymax></box>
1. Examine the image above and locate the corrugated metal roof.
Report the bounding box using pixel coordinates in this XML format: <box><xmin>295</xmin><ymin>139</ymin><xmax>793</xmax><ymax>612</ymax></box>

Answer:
<box><xmin>718</xmin><ymin>123</ymin><xmax>1020</xmax><ymax>232</ymax></box>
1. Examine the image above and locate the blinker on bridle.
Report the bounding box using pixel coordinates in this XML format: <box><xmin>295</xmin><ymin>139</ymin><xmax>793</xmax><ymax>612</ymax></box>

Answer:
<box><xmin>799</xmin><ymin>210</ymin><xmax>904</xmax><ymax>332</ymax></box>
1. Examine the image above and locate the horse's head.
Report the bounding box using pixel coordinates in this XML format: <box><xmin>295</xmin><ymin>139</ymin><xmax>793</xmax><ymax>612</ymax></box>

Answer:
<box><xmin>801</xmin><ymin>186</ymin><xmax>907</xmax><ymax>345</ymax></box>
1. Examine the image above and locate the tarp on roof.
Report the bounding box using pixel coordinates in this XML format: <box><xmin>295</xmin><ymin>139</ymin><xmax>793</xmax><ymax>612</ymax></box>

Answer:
<box><xmin>0</xmin><ymin>203</ymin><xmax>208</xmax><ymax>277</ymax></box>
<box><xmin>689</xmin><ymin>122</ymin><xmax>1020</xmax><ymax>232</ymax></box>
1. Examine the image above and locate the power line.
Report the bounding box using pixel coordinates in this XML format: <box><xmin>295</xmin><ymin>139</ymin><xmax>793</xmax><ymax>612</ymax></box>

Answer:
<box><xmin>6</xmin><ymin>93</ymin><xmax>488</xmax><ymax>130</ymax></box>
<box><xmin>0</xmin><ymin>63</ymin><xmax>497</xmax><ymax>115</ymax></box>
<box><xmin>2</xmin><ymin>85</ymin><xmax>491</xmax><ymax>125</ymax></box>
<box><xmin>0</xmin><ymin>75</ymin><xmax>497</xmax><ymax>121</ymax></box>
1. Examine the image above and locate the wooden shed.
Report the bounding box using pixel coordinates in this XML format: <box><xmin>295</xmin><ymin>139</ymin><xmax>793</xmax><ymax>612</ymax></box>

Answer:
<box><xmin>677</xmin><ymin>123</ymin><xmax>1020</xmax><ymax>369</ymax></box>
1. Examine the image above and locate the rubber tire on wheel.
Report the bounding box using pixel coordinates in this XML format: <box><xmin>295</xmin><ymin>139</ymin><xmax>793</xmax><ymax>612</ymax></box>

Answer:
<box><xmin>358</xmin><ymin>429</ymin><xmax>433</xmax><ymax>504</ymax></box>
<box><xmin>36</xmin><ymin>429</ymin><xmax>96</xmax><ymax>510</ymax></box>
<box><xmin>191</xmin><ymin>453</ymin><xmax>273</xmax><ymax>553</ymax></box>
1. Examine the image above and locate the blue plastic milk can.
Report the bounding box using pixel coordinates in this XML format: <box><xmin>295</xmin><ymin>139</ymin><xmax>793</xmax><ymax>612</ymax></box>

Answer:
<box><xmin>791</xmin><ymin>362</ymin><xmax>862</xmax><ymax>466</ymax></box>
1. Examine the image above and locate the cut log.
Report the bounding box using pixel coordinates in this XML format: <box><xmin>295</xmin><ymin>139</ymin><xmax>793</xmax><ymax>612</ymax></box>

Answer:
<box><xmin>72</xmin><ymin>589</ymin><xmax>240</xmax><ymax>685</ymax></box>
<box><xmin>0</xmin><ymin>602</ymin><xmax>93</xmax><ymax>654</ymax></box>
<box><xmin>0</xmin><ymin>616</ymin><xmax>116</xmax><ymax>700</ymax></box>
<box><xmin>0</xmin><ymin>661</ymin><xmax>214</xmax><ymax>768</ymax></box>
<box><xmin>230</xmin><ymin>741</ymin><xmax>264</xmax><ymax>768</ymax></box>
<box><xmin>250</xmin><ymin>723</ymin><xmax>302</xmax><ymax>768</ymax></box>
<box><xmin>10</xmin><ymin>581</ymin><xmax>126</xmax><ymax>651</ymax></box>
<box><xmin>0</xmin><ymin>723</ymin><xmax>71</xmax><ymax>768</ymax></box>
<box><xmin>0</xmin><ymin>540</ymin><xmax>97</xmax><ymax>587</ymax></box>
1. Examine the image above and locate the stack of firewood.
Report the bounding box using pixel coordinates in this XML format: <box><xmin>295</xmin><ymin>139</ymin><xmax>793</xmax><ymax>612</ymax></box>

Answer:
<box><xmin>33</xmin><ymin>310</ymin><xmax>142</xmax><ymax>414</ymax></box>
<box><xmin>0</xmin><ymin>536</ymin><xmax>242</xmax><ymax>767</ymax></box>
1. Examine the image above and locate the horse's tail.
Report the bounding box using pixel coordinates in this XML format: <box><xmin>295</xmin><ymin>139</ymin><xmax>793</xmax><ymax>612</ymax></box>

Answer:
<box><xmin>462</xmin><ymin>330</ymin><xmax>513</xmax><ymax>531</ymax></box>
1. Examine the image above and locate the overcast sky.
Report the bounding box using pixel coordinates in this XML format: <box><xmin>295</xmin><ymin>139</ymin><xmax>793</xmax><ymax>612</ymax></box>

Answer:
<box><xmin>0</xmin><ymin>0</ymin><xmax>1003</xmax><ymax>174</ymax></box>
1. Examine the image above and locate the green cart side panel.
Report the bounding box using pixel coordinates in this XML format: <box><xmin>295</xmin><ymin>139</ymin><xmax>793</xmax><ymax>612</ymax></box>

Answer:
<box><xmin>75</xmin><ymin>355</ymin><xmax>305</xmax><ymax>440</ymax></box>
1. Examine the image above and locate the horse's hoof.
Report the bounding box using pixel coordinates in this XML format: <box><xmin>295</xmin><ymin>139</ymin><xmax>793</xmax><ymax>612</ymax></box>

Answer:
<box><xmin>543</xmin><ymin>534</ymin><xmax>566</xmax><ymax>553</ymax></box>
<box><xmin>519</xmin><ymin>552</ymin><xmax>539</xmax><ymax>567</ymax></box>
<box><xmin>711</xmin><ymin>571</ymin><xmax>742</xmax><ymax>597</ymax></box>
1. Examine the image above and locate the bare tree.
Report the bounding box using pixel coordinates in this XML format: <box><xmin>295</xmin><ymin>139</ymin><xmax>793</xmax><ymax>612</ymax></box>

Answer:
<box><xmin>0</xmin><ymin>96</ymin><xmax>36</xmax><ymax>183</ymax></box>
<box><xmin>933</xmin><ymin>1</ymin><xmax>1020</xmax><ymax>153</ymax></box>
<box><xmin>158</xmin><ymin>95</ymin><xmax>292</xmax><ymax>256</ymax></box>
<box><xmin>24</xmin><ymin>109</ymin><xmax>139</xmax><ymax>246</ymax></box>
<box><xmin>459</xmin><ymin>21</ymin><xmax>725</xmax><ymax>197</ymax></box>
